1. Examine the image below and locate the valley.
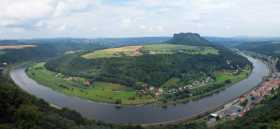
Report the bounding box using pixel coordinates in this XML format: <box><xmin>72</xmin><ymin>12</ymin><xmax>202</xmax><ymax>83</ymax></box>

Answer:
<box><xmin>1</xmin><ymin>1</ymin><xmax>280</xmax><ymax>128</ymax></box>
<box><xmin>10</xmin><ymin>51</ymin><xmax>268</xmax><ymax>124</ymax></box>
<box><xmin>1</xmin><ymin>34</ymin><xmax>276</xmax><ymax>128</ymax></box>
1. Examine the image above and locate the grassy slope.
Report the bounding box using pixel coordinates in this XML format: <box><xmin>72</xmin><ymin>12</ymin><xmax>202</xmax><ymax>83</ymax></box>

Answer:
<box><xmin>214</xmin><ymin>66</ymin><xmax>251</xmax><ymax>84</ymax></box>
<box><xmin>142</xmin><ymin>44</ymin><xmax>218</xmax><ymax>55</ymax></box>
<box><xmin>27</xmin><ymin>63</ymin><xmax>155</xmax><ymax>105</ymax></box>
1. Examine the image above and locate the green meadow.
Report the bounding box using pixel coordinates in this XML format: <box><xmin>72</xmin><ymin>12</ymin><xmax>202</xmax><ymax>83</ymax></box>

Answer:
<box><xmin>27</xmin><ymin>63</ymin><xmax>155</xmax><ymax>105</ymax></box>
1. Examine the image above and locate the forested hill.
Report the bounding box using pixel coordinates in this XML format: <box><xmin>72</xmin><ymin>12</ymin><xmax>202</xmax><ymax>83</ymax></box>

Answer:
<box><xmin>45</xmin><ymin>33</ymin><xmax>250</xmax><ymax>94</ymax></box>
<box><xmin>168</xmin><ymin>33</ymin><xmax>211</xmax><ymax>46</ymax></box>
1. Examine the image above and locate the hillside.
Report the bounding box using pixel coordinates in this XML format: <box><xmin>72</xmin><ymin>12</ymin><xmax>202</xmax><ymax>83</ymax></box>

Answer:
<box><xmin>28</xmin><ymin>33</ymin><xmax>251</xmax><ymax>104</ymax></box>
<box><xmin>236</xmin><ymin>41</ymin><xmax>280</xmax><ymax>71</ymax></box>
<box><xmin>168</xmin><ymin>33</ymin><xmax>211</xmax><ymax>46</ymax></box>
<box><xmin>237</xmin><ymin>41</ymin><xmax>280</xmax><ymax>56</ymax></box>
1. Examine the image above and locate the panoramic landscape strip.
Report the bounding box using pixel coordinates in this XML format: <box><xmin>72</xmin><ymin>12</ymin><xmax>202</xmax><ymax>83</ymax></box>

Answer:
<box><xmin>1</xmin><ymin>1</ymin><xmax>280</xmax><ymax>129</ymax></box>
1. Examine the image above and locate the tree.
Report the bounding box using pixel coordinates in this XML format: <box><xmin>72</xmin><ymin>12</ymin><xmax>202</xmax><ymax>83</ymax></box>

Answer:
<box><xmin>15</xmin><ymin>104</ymin><xmax>42</xmax><ymax>129</ymax></box>
<box><xmin>225</xmin><ymin>79</ymin><xmax>232</xmax><ymax>84</ymax></box>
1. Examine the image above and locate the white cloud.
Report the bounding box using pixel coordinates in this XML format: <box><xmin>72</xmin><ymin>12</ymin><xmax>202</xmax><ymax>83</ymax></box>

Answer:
<box><xmin>0</xmin><ymin>0</ymin><xmax>54</xmax><ymax>26</ymax></box>
<box><xmin>52</xmin><ymin>0</ymin><xmax>94</xmax><ymax>17</ymax></box>
<box><xmin>1</xmin><ymin>0</ymin><xmax>280</xmax><ymax>38</ymax></box>
<box><xmin>0</xmin><ymin>0</ymin><xmax>53</xmax><ymax>19</ymax></box>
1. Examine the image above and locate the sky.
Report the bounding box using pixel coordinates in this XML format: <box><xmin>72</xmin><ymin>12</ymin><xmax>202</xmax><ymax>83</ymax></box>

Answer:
<box><xmin>0</xmin><ymin>0</ymin><xmax>280</xmax><ymax>39</ymax></box>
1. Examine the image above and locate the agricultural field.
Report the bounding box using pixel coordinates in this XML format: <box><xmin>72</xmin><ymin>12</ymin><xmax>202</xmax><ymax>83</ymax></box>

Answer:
<box><xmin>81</xmin><ymin>44</ymin><xmax>218</xmax><ymax>59</ymax></box>
<box><xmin>27</xmin><ymin>63</ymin><xmax>155</xmax><ymax>105</ymax></box>
<box><xmin>142</xmin><ymin>44</ymin><xmax>218</xmax><ymax>55</ymax></box>
<box><xmin>82</xmin><ymin>46</ymin><xmax>143</xmax><ymax>59</ymax></box>
<box><xmin>0</xmin><ymin>45</ymin><xmax>36</xmax><ymax>50</ymax></box>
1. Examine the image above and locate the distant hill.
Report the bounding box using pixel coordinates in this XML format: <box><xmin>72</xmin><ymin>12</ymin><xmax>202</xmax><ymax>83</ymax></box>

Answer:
<box><xmin>236</xmin><ymin>41</ymin><xmax>280</xmax><ymax>71</ymax></box>
<box><xmin>206</xmin><ymin>36</ymin><xmax>280</xmax><ymax>47</ymax></box>
<box><xmin>0</xmin><ymin>37</ymin><xmax>171</xmax><ymax>48</ymax></box>
<box><xmin>168</xmin><ymin>33</ymin><xmax>211</xmax><ymax>46</ymax></box>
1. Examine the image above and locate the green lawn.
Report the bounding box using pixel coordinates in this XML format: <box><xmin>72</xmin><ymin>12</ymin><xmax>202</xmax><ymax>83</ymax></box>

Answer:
<box><xmin>214</xmin><ymin>66</ymin><xmax>251</xmax><ymax>85</ymax></box>
<box><xmin>81</xmin><ymin>44</ymin><xmax>219</xmax><ymax>59</ymax></box>
<box><xmin>27</xmin><ymin>63</ymin><xmax>155</xmax><ymax>105</ymax></box>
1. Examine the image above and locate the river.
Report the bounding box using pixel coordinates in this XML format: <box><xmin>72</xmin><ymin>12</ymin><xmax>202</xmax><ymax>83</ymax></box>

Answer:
<box><xmin>10</xmin><ymin>55</ymin><xmax>269</xmax><ymax>125</ymax></box>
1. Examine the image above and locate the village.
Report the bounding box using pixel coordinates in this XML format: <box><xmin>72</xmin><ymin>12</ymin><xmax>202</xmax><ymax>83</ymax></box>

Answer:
<box><xmin>207</xmin><ymin>56</ymin><xmax>280</xmax><ymax>126</ymax></box>
<box><xmin>136</xmin><ymin>76</ymin><xmax>216</xmax><ymax>98</ymax></box>
<box><xmin>136</xmin><ymin>66</ymin><xmax>244</xmax><ymax>98</ymax></box>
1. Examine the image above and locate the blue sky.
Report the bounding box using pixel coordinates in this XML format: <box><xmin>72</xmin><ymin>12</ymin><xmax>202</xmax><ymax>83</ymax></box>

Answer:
<box><xmin>0</xmin><ymin>0</ymin><xmax>280</xmax><ymax>39</ymax></box>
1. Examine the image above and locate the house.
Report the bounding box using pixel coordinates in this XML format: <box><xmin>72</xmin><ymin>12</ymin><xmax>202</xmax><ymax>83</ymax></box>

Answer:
<box><xmin>158</xmin><ymin>88</ymin><xmax>164</xmax><ymax>93</ymax></box>
<box><xmin>179</xmin><ymin>87</ymin><xmax>183</xmax><ymax>91</ymax></box>
<box><xmin>239</xmin><ymin>96</ymin><xmax>246</xmax><ymax>103</ymax></box>
<box><xmin>210</xmin><ymin>113</ymin><xmax>219</xmax><ymax>118</ymax></box>
<box><xmin>192</xmin><ymin>81</ymin><xmax>200</xmax><ymax>86</ymax></box>
<box><xmin>155</xmin><ymin>92</ymin><xmax>161</xmax><ymax>96</ymax></box>
<box><xmin>84</xmin><ymin>80</ymin><xmax>91</xmax><ymax>86</ymax></box>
